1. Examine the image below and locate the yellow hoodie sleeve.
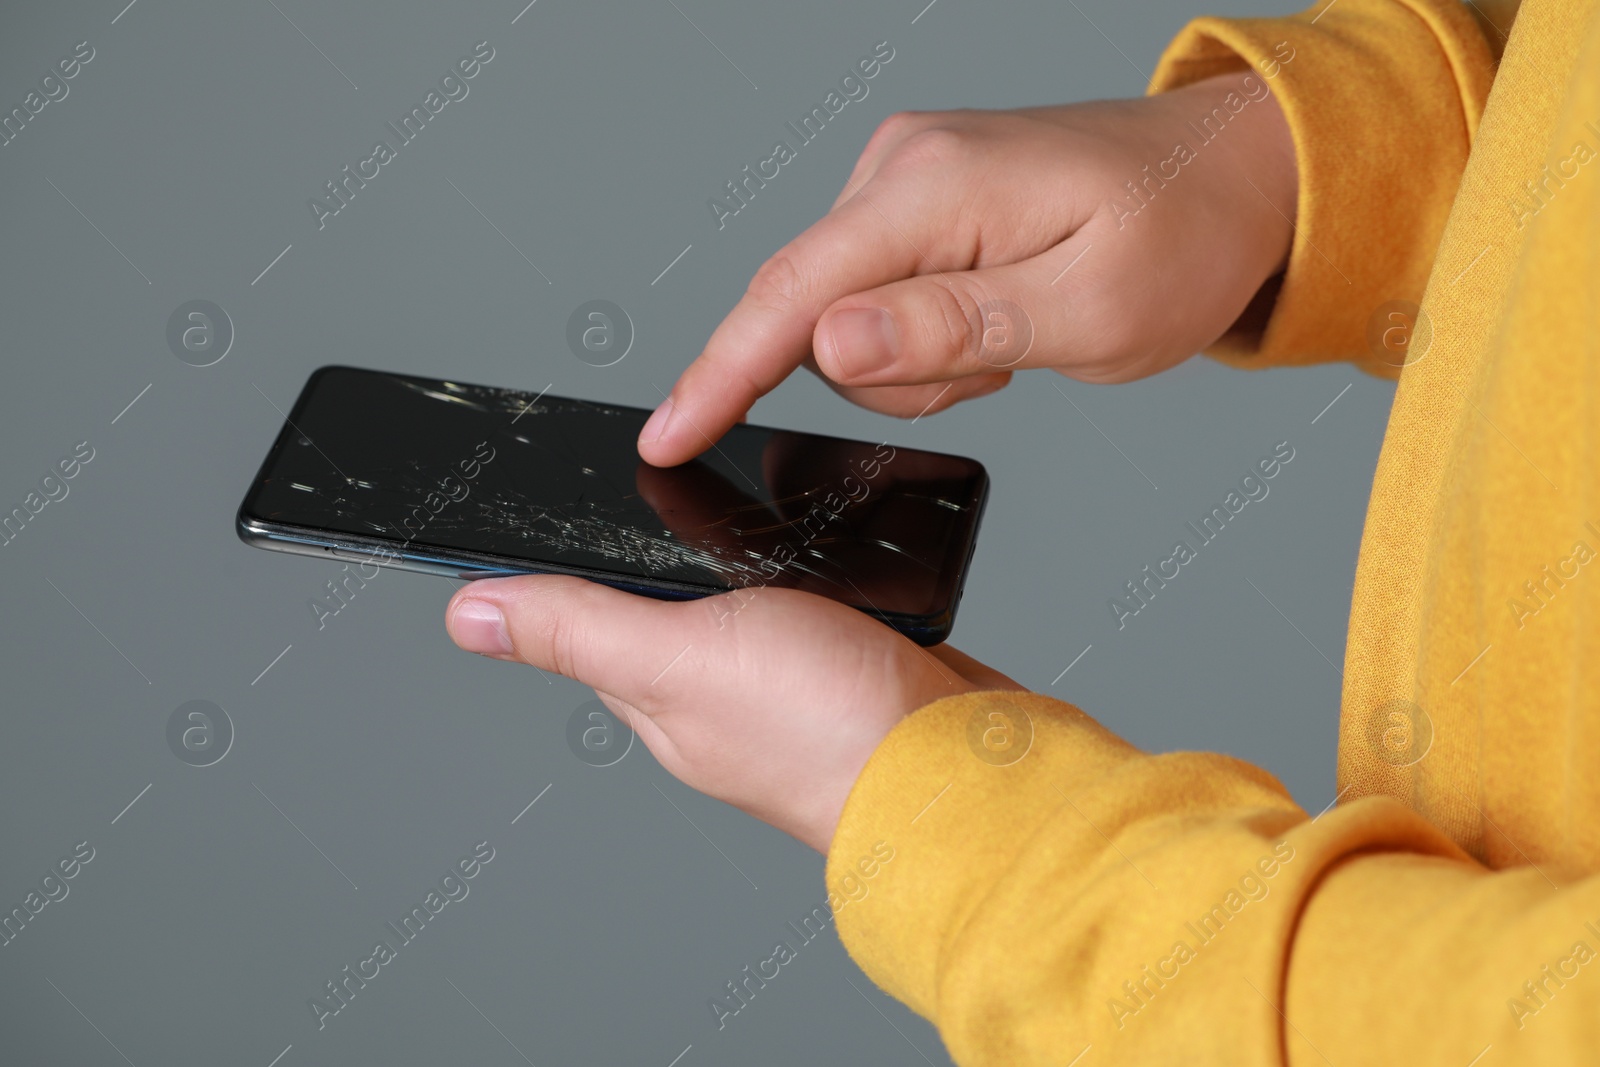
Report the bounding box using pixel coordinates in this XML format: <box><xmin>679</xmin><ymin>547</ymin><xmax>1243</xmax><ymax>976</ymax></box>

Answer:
<box><xmin>824</xmin><ymin>2</ymin><xmax>1600</xmax><ymax>1064</ymax></box>
<box><xmin>1146</xmin><ymin>0</ymin><xmax>1498</xmax><ymax>373</ymax></box>
<box><xmin>827</xmin><ymin>692</ymin><xmax>1600</xmax><ymax>1065</ymax></box>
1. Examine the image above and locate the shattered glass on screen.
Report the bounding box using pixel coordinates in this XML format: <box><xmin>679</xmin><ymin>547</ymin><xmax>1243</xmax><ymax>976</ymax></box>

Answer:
<box><xmin>241</xmin><ymin>368</ymin><xmax>987</xmax><ymax>618</ymax></box>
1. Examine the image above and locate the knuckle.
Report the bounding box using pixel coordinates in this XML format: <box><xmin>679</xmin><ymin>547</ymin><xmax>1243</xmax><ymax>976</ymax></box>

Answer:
<box><xmin>924</xmin><ymin>280</ymin><xmax>981</xmax><ymax>364</ymax></box>
<box><xmin>539</xmin><ymin>594</ymin><xmax>588</xmax><ymax>680</ymax></box>
<box><xmin>867</xmin><ymin>110</ymin><xmax>923</xmax><ymax>149</ymax></box>
<box><xmin>744</xmin><ymin>253</ymin><xmax>806</xmax><ymax>314</ymax></box>
<box><xmin>875</xmin><ymin>110</ymin><xmax>921</xmax><ymax>137</ymax></box>
<box><xmin>890</xmin><ymin>127</ymin><xmax>969</xmax><ymax>171</ymax></box>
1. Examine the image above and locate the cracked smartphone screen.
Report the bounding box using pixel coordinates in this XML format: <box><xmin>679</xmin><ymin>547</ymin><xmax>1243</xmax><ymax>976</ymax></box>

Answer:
<box><xmin>238</xmin><ymin>366</ymin><xmax>988</xmax><ymax>639</ymax></box>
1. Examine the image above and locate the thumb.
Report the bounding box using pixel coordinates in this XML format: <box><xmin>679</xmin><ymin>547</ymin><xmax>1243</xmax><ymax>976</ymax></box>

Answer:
<box><xmin>811</xmin><ymin>234</ymin><xmax>1109</xmax><ymax>387</ymax></box>
<box><xmin>445</xmin><ymin>575</ymin><xmax>706</xmax><ymax>702</ymax></box>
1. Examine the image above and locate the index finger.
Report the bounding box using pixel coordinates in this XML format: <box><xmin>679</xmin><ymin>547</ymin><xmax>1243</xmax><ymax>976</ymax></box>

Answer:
<box><xmin>638</xmin><ymin>175</ymin><xmax>951</xmax><ymax>467</ymax></box>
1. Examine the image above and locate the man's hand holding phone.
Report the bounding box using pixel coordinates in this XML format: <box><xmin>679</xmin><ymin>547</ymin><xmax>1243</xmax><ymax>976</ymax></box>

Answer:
<box><xmin>446</xmin><ymin>575</ymin><xmax>1022</xmax><ymax>852</ymax></box>
<box><xmin>453</xmin><ymin>71</ymin><xmax>1299</xmax><ymax>851</ymax></box>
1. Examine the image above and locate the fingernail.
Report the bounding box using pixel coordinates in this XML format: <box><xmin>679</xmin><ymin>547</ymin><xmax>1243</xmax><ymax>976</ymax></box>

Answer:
<box><xmin>640</xmin><ymin>400</ymin><xmax>674</xmax><ymax>445</ymax></box>
<box><xmin>452</xmin><ymin>599</ymin><xmax>512</xmax><ymax>656</ymax></box>
<box><xmin>826</xmin><ymin>307</ymin><xmax>898</xmax><ymax>379</ymax></box>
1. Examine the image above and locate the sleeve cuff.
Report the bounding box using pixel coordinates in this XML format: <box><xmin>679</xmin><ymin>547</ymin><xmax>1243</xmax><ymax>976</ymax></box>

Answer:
<box><xmin>1147</xmin><ymin>0</ymin><xmax>1496</xmax><ymax>373</ymax></box>
<box><xmin>824</xmin><ymin>691</ymin><xmax>1147</xmax><ymax>1019</ymax></box>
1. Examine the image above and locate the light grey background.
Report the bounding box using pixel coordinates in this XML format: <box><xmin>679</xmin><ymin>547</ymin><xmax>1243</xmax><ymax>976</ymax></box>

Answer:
<box><xmin>0</xmin><ymin>1</ymin><xmax>1389</xmax><ymax>1064</ymax></box>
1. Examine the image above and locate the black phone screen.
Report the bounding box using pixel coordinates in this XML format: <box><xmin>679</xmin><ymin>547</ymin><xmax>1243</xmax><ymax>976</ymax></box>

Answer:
<box><xmin>238</xmin><ymin>366</ymin><xmax>988</xmax><ymax>632</ymax></box>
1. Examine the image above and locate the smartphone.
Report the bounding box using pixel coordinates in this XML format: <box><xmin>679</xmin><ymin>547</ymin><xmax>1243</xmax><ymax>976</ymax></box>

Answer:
<box><xmin>236</xmin><ymin>366</ymin><xmax>989</xmax><ymax>644</ymax></box>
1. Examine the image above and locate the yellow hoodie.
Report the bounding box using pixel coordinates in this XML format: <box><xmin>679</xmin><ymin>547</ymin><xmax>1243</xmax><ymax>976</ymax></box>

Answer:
<box><xmin>826</xmin><ymin>0</ymin><xmax>1600</xmax><ymax>1062</ymax></box>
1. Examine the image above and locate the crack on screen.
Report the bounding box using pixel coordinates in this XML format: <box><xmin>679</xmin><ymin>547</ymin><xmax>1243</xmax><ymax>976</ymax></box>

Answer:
<box><xmin>282</xmin><ymin>429</ymin><xmax>887</xmax><ymax>591</ymax></box>
<box><xmin>262</xmin><ymin>372</ymin><xmax>974</xmax><ymax>608</ymax></box>
<box><xmin>393</xmin><ymin>376</ymin><xmax>636</xmax><ymax>421</ymax></box>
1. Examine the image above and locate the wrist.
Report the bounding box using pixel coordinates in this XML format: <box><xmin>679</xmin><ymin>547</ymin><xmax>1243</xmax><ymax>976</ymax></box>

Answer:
<box><xmin>1171</xmin><ymin>70</ymin><xmax>1298</xmax><ymax>278</ymax></box>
